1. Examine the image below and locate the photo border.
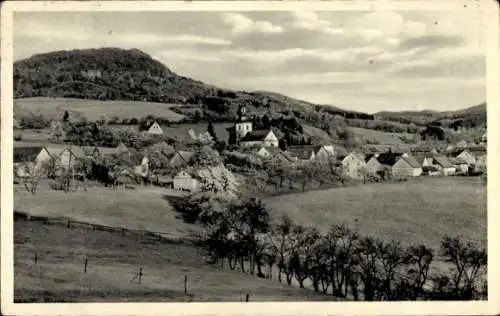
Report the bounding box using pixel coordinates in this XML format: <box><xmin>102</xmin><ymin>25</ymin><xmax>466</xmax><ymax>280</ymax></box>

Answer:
<box><xmin>2</xmin><ymin>1</ymin><xmax>499</xmax><ymax>315</ymax></box>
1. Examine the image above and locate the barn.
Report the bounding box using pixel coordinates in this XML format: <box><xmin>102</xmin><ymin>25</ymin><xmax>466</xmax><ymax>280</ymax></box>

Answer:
<box><xmin>392</xmin><ymin>154</ymin><xmax>422</xmax><ymax>178</ymax></box>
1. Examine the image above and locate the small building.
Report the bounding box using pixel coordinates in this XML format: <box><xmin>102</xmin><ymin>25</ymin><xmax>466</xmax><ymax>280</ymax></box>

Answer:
<box><xmin>13</xmin><ymin>145</ymin><xmax>53</xmax><ymax>178</ymax></box>
<box><xmin>341</xmin><ymin>152</ymin><xmax>366</xmax><ymax>180</ymax></box>
<box><xmin>173</xmin><ymin>170</ymin><xmax>200</xmax><ymax>192</ymax></box>
<box><xmin>116</xmin><ymin>142</ymin><xmax>130</xmax><ymax>154</ymax></box>
<box><xmin>432</xmin><ymin>156</ymin><xmax>456</xmax><ymax>176</ymax></box>
<box><xmin>145</xmin><ymin>121</ymin><xmax>164</xmax><ymax>135</ymax></box>
<box><xmin>468</xmin><ymin>146</ymin><xmax>487</xmax><ymax>169</ymax></box>
<box><xmin>449</xmin><ymin>157</ymin><xmax>469</xmax><ymax>174</ymax></box>
<box><xmin>169</xmin><ymin>150</ymin><xmax>195</xmax><ymax>168</ymax></box>
<box><xmin>45</xmin><ymin>146</ymin><xmax>86</xmax><ymax>175</ymax></box>
<box><xmin>240</xmin><ymin>130</ymin><xmax>279</xmax><ymax>148</ymax></box>
<box><xmin>392</xmin><ymin>153</ymin><xmax>422</xmax><ymax>178</ymax></box>
<box><xmin>314</xmin><ymin>145</ymin><xmax>335</xmax><ymax>161</ymax></box>
<box><xmin>285</xmin><ymin>146</ymin><xmax>316</xmax><ymax>162</ymax></box>
<box><xmin>257</xmin><ymin>147</ymin><xmax>295</xmax><ymax>165</ymax></box>
<box><xmin>451</xmin><ymin>149</ymin><xmax>476</xmax><ymax>166</ymax></box>
<box><xmin>132</xmin><ymin>155</ymin><xmax>149</xmax><ymax>178</ymax></box>
<box><xmin>365</xmin><ymin>151</ymin><xmax>402</xmax><ymax>177</ymax></box>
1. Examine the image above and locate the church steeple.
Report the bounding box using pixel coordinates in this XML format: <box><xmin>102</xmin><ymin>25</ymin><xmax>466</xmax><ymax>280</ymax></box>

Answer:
<box><xmin>237</xmin><ymin>105</ymin><xmax>248</xmax><ymax>122</ymax></box>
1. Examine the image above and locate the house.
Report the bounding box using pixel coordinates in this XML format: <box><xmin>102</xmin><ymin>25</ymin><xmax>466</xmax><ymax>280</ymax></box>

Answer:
<box><xmin>116</xmin><ymin>142</ymin><xmax>129</xmax><ymax>154</ymax></box>
<box><xmin>432</xmin><ymin>156</ymin><xmax>456</xmax><ymax>176</ymax></box>
<box><xmin>173</xmin><ymin>170</ymin><xmax>198</xmax><ymax>191</ymax></box>
<box><xmin>341</xmin><ymin>152</ymin><xmax>366</xmax><ymax>180</ymax></box>
<box><xmin>45</xmin><ymin>146</ymin><xmax>86</xmax><ymax>174</ymax></box>
<box><xmin>257</xmin><ymin>147</ymin><xmax>295</xmax><ymax>165</ymax></box>
<box><xmin>468</xmin><ymin>146</ymin><xmax>487</xmax><ymax>169</ymax></box>
<box><xmin>451</xmin><ymin>149</ymin><xmax>476</xmax><ymax>166</ymax></box>
<box><xmin>449</xmin><ymin>157</ymin><xmax>469</xmax><ymax>174</ymax></box>
<box><xmin>392</xmin><ymin>153</ymin><xmax>422</xmax><ymax>178</ymax></box>
<box><xmin>314</xmin><ymin>145</ymin><xmax>335</xmax><ymax>161</ymax></box>
<box><xmin>240</xmin><ymin>130</ymin><xmax>279</xmax><ymax>148</ymax></box>
<box><xmin>285</xmin><ymin>146</ymin><xmax>316</xmax><ymax>162</ymax></box>
<box><xmin>132</xmin><ymin>155</ymin><xmax>149</xmax><ymax>178</ymax></box>
<box><xmin>365</xmin><ymin>152</ymin><xmax>402</xmax><ymax>177</ymax></box>
<box><xmin>145</xmin><ymin>121</ymin><xmax>164</xmax><ymax>135</ymax></box>
<box><xmin>13</xmin><ymin>145</ymin><xmax>53</xmax><ymax>178</ymax></box>
<box><xmin>169</xmin><ymin>150</ymin><xmax>195</xmax><ymax>168</ymax></box>
<box><xmin>456</xmin><ymin>140</ymin><xmax>468</xmax><ymax>148</ymax></box>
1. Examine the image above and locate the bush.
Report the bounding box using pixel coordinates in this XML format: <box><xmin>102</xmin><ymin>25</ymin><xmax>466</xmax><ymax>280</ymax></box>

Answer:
<box><xmin>14</xmin><ymin>134</ymin><xmax>22</xmax><ymax>141</ymax></box>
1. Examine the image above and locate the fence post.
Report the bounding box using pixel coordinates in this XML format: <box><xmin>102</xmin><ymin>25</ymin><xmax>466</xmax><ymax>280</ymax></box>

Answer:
<box><xmin>184</xmin><ymin>275</ymin><xmax>188</xmax><ymax>295</ymax></box>
<box><xmin>34</xmin><ymin>252</ymin><xmax>38</xmax><ymax>265</ymax></box>
<box><xmin>84</xmin><ymin>258</ymin><xmax>88</xmax><ymax>273</ymax></box>
<box><xmin>67</xmin><ymin>220</ymin><xmax>71</xmax><ymax>228</ymax></box>
<box><xmin>138</xmin><ymin>268</ymin><xmax>143</xmax><ymax>284</ymax></box>
<box><xmin>245</xmin><ymin>294</ymin><xmax>250</xmax><ymax>302</ymax></box>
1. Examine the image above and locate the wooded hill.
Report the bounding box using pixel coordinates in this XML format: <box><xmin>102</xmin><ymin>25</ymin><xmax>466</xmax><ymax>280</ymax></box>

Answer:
<box><xmin>14</xmin><ymin>47</ymin><xmax>486</xmax><ymax>136</ymax></box>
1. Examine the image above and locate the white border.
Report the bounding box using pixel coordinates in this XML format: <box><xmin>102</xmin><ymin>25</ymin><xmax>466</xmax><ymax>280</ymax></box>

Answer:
<box><xmin>1</xmin><ymin>1</ymin><xmax>499</xmax><ymax>315</ymax></box>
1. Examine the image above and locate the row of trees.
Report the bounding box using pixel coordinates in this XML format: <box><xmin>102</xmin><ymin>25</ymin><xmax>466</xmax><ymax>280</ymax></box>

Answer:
<box><xmin>185</xmin><ymin>197</ymin><xmax>487</xmax><ymax>301</ymax></box>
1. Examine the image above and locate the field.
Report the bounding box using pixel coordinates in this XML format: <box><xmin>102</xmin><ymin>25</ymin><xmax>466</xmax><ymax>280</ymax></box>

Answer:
<box><xmin>14</xmin><ymin>219</ymin><xmax>334</xmax><ymax>302</ymax></box>
<box><xmin>14</xmin><ymin>97</ymin><xmax>186</xmax><ymax>122</ymax></box>
<box><xmin>350</xmin><ymin>127</ymin><xmax>416</xmax><ymax>147</ymax></box>
<box><xmin>264</xmin><ymin>177</ymin><xmax>487</xmax><ymax>250</ymax></box>
<box><xmin>14</xmin><ymin>183</ymin><xmax>198</xmax><ymax>240</ymax></box>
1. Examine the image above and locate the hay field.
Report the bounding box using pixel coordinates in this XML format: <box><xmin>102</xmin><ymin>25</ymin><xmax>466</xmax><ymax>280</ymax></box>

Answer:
<box><xmin>14</xmin><ymin>184</ymin><xmax>197</xmax><ymax>239</ymax></box>
<box><xmin>264</xmin><ymin>177</ymin><xmax>487</xmax><ymax>250</ymax></box>
<box><xmin>14</xmin><ymin>97</ymin><xmax>186</xmax><ymax>122</ymax></box>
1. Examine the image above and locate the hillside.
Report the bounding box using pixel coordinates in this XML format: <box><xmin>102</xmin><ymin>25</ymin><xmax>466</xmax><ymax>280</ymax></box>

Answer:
<box><xmin>14</xmin><ymin>47</ymin><xmax>486</xmax><ymax>144</ymax></box>
<box><xmin>375</xmin><ymin>103</ymin><xmax>486</xmax><ymax>128</ymax></box>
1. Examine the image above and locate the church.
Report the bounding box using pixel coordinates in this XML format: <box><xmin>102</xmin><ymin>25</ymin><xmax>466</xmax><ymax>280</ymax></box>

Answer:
<box><xmin>227</xmin><ymin>106</ymin><xmax>279</xmax><ymax>148</ymax></box>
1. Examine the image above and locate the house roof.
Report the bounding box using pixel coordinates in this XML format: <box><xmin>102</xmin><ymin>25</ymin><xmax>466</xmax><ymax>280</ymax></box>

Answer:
<box><xmin>364</xmin><ymin>153</ymin><xmax>376</xmax><ymax>163</ymax></box>
<box><xmin>398</xmin><ymin>155</ymin><xmax>421</xmax><ymax>169</ymax></box>
<box><xmin>172</xmin><ymin>150</ymin><xmax>195</xmax><ymax>164</ymax></box>
<box><xmin>285</xmin><ymin>146</ymin><xmax>315</xmax><ymax>160</ymax></box>
<box><xmin>116</xmin><ymin>142</ymin><xmax>129</xmax><ymax>153</ymax></box>
<box><xmin>467</xmin><ymin>146</ymin><xmax>487</xmax><ymax>156</ymax></box>
<box><xmin>376</xmin><ymin>152</ymin><xmax>403</xmax><ymax>166</ymax></box>
<box><xmin>265</xmin><ymin>147</ymin><xmax>295</xmax><ymax>162</ymax></box>
<box><xmin>343</xmin><ymin>152</ymin><xmax>365</xmax><ymax>163</ymax></box>
<box><xmin>449</xmin><ymin>157</ymin><xmax>469</xmax><ymax>165</ymax></box>
<box><xmin>98</xmin><ymin>147</ymin><xmax>119</xmax><ymax>156</ymax></box>
<box><xmin>240</xmin><ymin>130</ymin><xmax>272</xmax><ymax>142</ymax></box>
<box><xmin>14</xmin><ymin>146</ymin><xmax>47</xmax><ymax>163</ymax></box>
<box><xmin>433</xmin><ymin>156</ymin><xmax>454</xmax><ymax>168</ymax></box>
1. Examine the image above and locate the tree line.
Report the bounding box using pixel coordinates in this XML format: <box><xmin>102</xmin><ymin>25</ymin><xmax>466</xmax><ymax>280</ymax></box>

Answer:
<box><xmin>179</xmin><ymin>197</ymin><xmax>487</xmax><ymax>301</ymax></box>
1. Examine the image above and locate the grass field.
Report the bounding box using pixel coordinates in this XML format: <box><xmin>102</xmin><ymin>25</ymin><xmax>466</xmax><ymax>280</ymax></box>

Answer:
<box><xmin>14</xmin><ymin>219</ymin><xmax>335</xmax><ymax>302</ymax></box>
<box><xmin>14</xmin><ymin>97</ymin><xmax>186</xmax><ymax>122</ymax></box>
<box><xmin>350</xmin><ymin>127</ymin><xmax>415</xmax><ymax>146</ymax></box>
<box><xmin>14</xmin><ymin>183</ymin><xmax>197</xmax><ymax>240</ymax></box>
<box><xmin>264</xmin><ymin>177</ymin><xmax>487</xmax><ymax>250</ymax></box>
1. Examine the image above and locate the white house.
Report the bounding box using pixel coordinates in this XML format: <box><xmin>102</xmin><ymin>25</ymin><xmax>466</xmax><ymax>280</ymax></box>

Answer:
<box><xmin>285</xmin><ymin>146</ymin><xmax>316</xmax><ymax>162</ymax></box>
<box><xmin>240</xmin><ymin>130</ymin><xmax>279</xmax><ymax>148</ymax></box>
<box><xmin>449</xmin><ymin>157</ymin><xmax>469</xmax><ymax>174</ymax></box>
<box><xmin>452</xmin><ymin>149</ymin><xmax>476</xmax><ymax>166</ymax></box>
<box><xmin>146</xmin><ymin>121</ymin><xmax>164</xmax><ymax>135</ymax></box>
<box><xmin>173</xmin><ymin>170</ymin><xmax>200</xmax><ymax>192</ymax></box>
<box><xmin>432</xmin><ymin>156</ymin><xmax>456</xmax><ymax>176</ymax></box>
<box><xmin>314</xmin><ymin>145</ymin><xmax>335</xmax><ymax>161</ymax></box>
<box><xmin>13</xmin><ymin>145</ymin><xmax>53</xmax><ymax>178</ymax></box>
<box><xmin>341</xmin><ymin>152</ymin><xmax>366</xmax><ymax>180</ymax></box>
<box><xmin>392</xmin><ymin>153</ymin><xmax>422</xmax><ymax>178</ymax></box>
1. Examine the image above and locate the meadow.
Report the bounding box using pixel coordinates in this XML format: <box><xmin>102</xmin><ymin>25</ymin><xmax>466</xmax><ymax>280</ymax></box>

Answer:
<box><xmin>14</xmin><ymin>183</ymin><xmax>198</xmax><ymax>240</ymax></box>
<box><xmin>14</xmin><ymin>219</ymin><xmax>334</xmax><ymax>302</ymax></box>
<box><xmin>264</xmin><ymin>176</ymin><xmax>487</xmax><ymax>251</ymax></box>
<box><xmin>14</xmin><ymin>97</ymin><xmax>186</xmax><ymax>122</ymax></box>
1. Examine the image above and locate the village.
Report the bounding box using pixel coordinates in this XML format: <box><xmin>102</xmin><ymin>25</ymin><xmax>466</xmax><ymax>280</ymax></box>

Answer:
<box><xmin>13</xmin><ymin>104</ymin><xmax>487</xmax><ymax>196</ymax></box>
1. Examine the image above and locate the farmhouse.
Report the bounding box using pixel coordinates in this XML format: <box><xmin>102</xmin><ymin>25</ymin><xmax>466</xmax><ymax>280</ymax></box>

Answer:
<box><xmin>432</xmin><ymin>156</ymin><xmax>456</xmax><ymax>176</ymax></box>
<box><xmin>285</xmin><ymin>146</ymin><xmax>316</xmax><ymax>162</ymax></box>
<box><xmin>45</xmin><ymin>146</ymin><xmax>86</xmax><ymax>174</ymax></box>
<box><xmin>257</xmin><ymin>146</ymin><xmax>295</xmax><ymax>165</ymax></box>
<box><xmin>314</xmin><ymin>145</ymin><xmax>335</xmax><ymax>161</ymax></box>
<box><xmin>116</xmin><ymin>142</ymin><xmax>130</xmax><ymax>154</ymax></box>
<box><xmin>468</xmin><ymin>146</ymin><xmax>487</xmax><ymax>169</ymax></box>
<box><xmin>449</xmin><ymin>157</ymin><xmax>469</xmax><ymax>174</ymax></box>
<box><xmin>240</xmin><ymin>130</ymin><xmax>279</xmax><ymax>148</ymax></box>
<box><xmin>13</xmin><ymin>145</ymin><xmax>52</xmax><ymax>178</ymax></box>
<box><xmin>173</xmin><ymin>165</ymin><xmax>238</xmax><ymax>195</ymax></box>
<box><xmin>341</xmin><ymin>152</ymin><xmax>366</xmax><ymax>180</ymax></box>
<box><xmin>173</xmin><ymin>170</ymin><xmax>199</xmax><ymax>192</ymax></box>
<box><xmin>145</xmin><ymin>121</ymin><xmax>164</xmax><ymax>135</ymax></box>
<box><xmin>365</xmin><ymin>152</ymin><xmax>402</xmax><ymax>177</ymax></box>
<box><xmin>392</xmin><ymin>154</ymin><xmax>422</xmax><ymax>178</ymax></box>
<box><xmin>451</xmin><ymin>149</ymin><xmax>476</xmax><ymax>166</ymax></box>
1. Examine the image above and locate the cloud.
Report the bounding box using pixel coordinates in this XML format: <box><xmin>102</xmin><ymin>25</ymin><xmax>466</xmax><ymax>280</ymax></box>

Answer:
<box><xmin>222</xmin><ymin>13</ymin><xmax>284</xmax><ymax>34</ymax></box>
<box><xmin>398</xmin><ymin>34</ymin><xmax>464</xmax><ymax>50</ymax></box>
<box><xmin>291</xmin><ymin>11</ymin><xmax>344</xmax><ymax>35</ymax></box>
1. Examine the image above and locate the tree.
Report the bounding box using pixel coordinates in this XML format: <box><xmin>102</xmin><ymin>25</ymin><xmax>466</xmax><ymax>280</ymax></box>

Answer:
<box><xmin>62</xmin><ymin>110</ymin><xmax>69</xmax><ymax>122</ymax></box>
<box><xmin>194</xmin><ymin>145</ymin><xmax>223</xmax><ymax>167</ymax></box>
<box><xmin>207</xmin><ymin>121</ymin><xmax>218</xmax><ymax>142</ymax></box>
<box><xmin>19</xmin><ymin>161</ymin><xmax>49</xmax><ymax>195</ymax></box>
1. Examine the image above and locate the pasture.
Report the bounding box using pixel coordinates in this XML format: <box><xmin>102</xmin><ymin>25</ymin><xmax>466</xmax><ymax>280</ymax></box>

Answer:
<box><xmin>14</xmin><ymin>219</ymin><xmax>335</xmax><ymax>302</ymax></box>
<box><xmin>264</xmin><ymin>176</ymin><xmax>487</xmax><ymax>251</ymax></box>
<box><xmin>350</xmin><ymin>127</ymin><xmax>416</xmax><ymax>147</ymax></box>
<box><xmin>14</xmin><ymin>183</ymin><xmax>197</xmax><ymax>240</ymax></box>
<box><xmin>14</xmin><ymin>97</ymin><xmax>186</xmax><ymax>122</ymax></box>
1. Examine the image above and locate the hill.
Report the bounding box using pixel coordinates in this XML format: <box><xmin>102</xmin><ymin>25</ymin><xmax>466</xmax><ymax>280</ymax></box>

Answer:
<box><xmin>375</xmin><ymin>103</ymin><xmax>486</xmax><ymax>128</ymax></box>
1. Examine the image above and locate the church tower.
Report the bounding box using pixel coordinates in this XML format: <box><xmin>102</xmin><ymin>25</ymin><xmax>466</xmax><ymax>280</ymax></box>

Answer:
<box><xmin>234</xmin><ymin>105</ymin><xmax>253</xmax><ymax>141</ymax></box>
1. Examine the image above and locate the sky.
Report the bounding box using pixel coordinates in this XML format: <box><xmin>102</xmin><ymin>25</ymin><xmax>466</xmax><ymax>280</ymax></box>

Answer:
<box><xmin>13</xmin><ymin>8</ymin><xmax>486</xmax><ymax>113</ymax></box>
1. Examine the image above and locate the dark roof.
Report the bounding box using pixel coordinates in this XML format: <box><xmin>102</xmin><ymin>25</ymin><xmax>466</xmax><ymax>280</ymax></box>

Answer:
<box><xmin>433</xmin><ymin>156</ymin><xmax>454</xmax><ymax>168</ymax></box>
<box><xmin>364</xmin><ymin>153</ymin><xmax>375</xmax><ymax>162</ymax></box>
<box><xmin>240</xmin><ymin>130</ymin><xmax>272</xmax><ymax>142</ymax></box>
<box><xmin>449</xmin><ymin>157</ymin><xmax>468</xmax><ymax>165</ymax></box>
<box><xmin>14</xmin><ymin>146</ymin><xmax>47</xmax><ymax>163</ymax></box>
<box><xmin>376</xmin><ymin>152</ymin><xmax>403</xmax><ymax>166</ymax></box>
<box><xmin>467</xmin><ymin>146</ymin><xmax>487</xmax><ymax>156</ymax></box>
<box><xmin>286</xmin><ymin>146</ymin><xmax>315</xmax><ymax>160</ymax></box>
